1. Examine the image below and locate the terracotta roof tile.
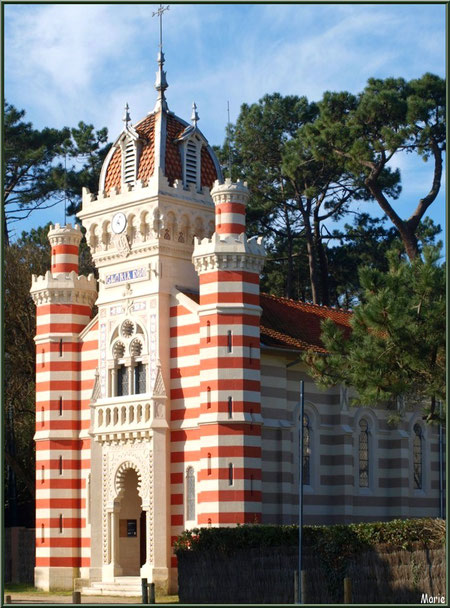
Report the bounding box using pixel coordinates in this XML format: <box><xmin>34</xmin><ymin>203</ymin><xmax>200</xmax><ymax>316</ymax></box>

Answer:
<box><xmin>104</xmin><ymin>148</ymin><xmax>122</xmax><ymax>193</ymax></box>
<box><xmin>102</xmin><ymin>111</ymin><xmax>220</xmax><ymax>193</ymax></box>
<box><xmin>178</xmin><ymin>288</ymin><xmax>352</xmax><ymax>354</ymax></box>
<box><xmin>260</xmin><ymin>293</ymin><xmax>352</xmax><ymax>353</ymax></box>
<box><xmin>201</xmin><ymin>146</ymin><xmax>217</xmax><ymax>189</ymax></box>
<box><xmin>165</xmin><ymin>115</ymin><xmax>184</xmax><ymax>185</ymax></box>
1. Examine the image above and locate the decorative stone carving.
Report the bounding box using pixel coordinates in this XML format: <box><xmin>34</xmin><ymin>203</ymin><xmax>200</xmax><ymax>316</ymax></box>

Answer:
<box><xmin>113</xmin><ymin>233</ymin><xmax>131</xmax><ymax>257</ymax></box>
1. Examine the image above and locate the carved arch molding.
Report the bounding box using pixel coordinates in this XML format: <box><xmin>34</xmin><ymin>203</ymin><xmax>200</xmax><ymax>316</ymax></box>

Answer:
<box><xmin>102</xmin><ymin>441</ymin><xmax>154</xmax><ymax>565</ymax></box>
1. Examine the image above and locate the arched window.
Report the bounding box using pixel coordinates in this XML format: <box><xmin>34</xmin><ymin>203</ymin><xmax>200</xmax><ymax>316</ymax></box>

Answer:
<box><xmin>186</xmin><ymin>467</ymin><xmax>196</xmax><ymax>521</ymax></box>
<box><xmin>117</xmin><ymin>364</ymin><xmax>129</xmax><ymax>396</ymax></box>
<box><xmin>359</xmin><ymin>419</ymin><xmax>369</xmax><ymax>488</ymax></box>
<box><xmin>413</xmin><ymin>424</ymin><xmax>423</xmax><ymax>490</ymax></box>
<box><xmin>302</xmin><ymin>414</ymin><xmax>311</xmax><ymax>486</ymax></box>
<box><xmin>134</xmin><ymin>362</ymin><xmax>146</xmax><ymax>394</ymax></box>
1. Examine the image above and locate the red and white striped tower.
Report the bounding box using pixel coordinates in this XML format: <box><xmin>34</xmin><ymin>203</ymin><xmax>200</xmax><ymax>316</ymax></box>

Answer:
<box><xmin>192</xmin><ymin>178</ymin><xmax>265</xmax><ymax>525</ymax></box>
<box><xmin>48</xmin><ymin>223</ymin><xmax>83</xmax><ymax>274</ymax></box>
<box><xmin>31</xmin><ymin>224</ymin><xmax>97</xmax><ymax>590</ymax></box>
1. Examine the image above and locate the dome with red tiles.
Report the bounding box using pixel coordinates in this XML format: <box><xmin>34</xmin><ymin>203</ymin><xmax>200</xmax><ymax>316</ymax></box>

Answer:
<box><xmin>100</xmin><ymin>109</ymin><xmax>221</xmax><ymax>195</ymax></box>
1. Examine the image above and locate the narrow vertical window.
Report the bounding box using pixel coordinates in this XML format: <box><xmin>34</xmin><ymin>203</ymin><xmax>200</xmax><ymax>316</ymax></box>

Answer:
<box><xmin>228</xmin><ymin>396</ymin><xmax>233</xmax><ymax>419</ymax></box>
<box><xmin>59</xmin><ymin>396</ymin><xmax>63</xmax><ymax>416</ymax></box>
<box><xmin>41</xmin><ymin>524</ymin><xmax>45</xmax><ymax>543</ymax></box>
<box><xmin>117</xmin><ymin>365</ymin><xmax>129</xmax><ymax>396</ymax></box>
<box><xmin>134</xmin><ymin>362</ymin><xmax>146</xmax><ymax>394</ymax></box>
<box><xmin>41</xmin><ymin>407</ymin><xmax>45</xmax><ymax>427</ymax></box>
<box><xmin>41</xmin><ymin>465</ymin><xmax>45</xmax><ymax>483</ymax></box>
<box><xmin>206</xmin><ymin>321</ymin><xmax>211</xmax><ymax>344</ymax></box>
<box><xmin>217</xmin><ymin>208</ymin><xmax>222</xmax><ymax>229</ymax></box>
<box><xmin>250</xmin><ymin>408</ymin><xmax>254</xmax><ymax>430</ymax></box>
<box><xmin>250</xmin><ymin>474</ymin><xmax>254</xmax><ymax>496</ymax></box>
<box><xmin>59</xmin><ymin>339</ymin><xmax>63</xmax><ymax>357</ymax></box>
<box><xmin>207</xmin><ymin>453</ymin><xmax>212</xmax><ymax>476</ymax></box>
<box><xmin>59</xmin><ymin>514</ymin><xmax>63</xmax><ymax>533</ymax></box>
<box><xmin>41</xmin><ymin>348</ymin><xmax>45</xmax><ymax>368</ymax></box>
<box><xmin>59</xmin><ymin>455</ymin><xmax>63</xmax><ymax>475</ymax></box>
<box><xmin>413</xmin><ymin>424</ymin><xmax>423</xmax><ymax>490</ymax></box>
<box><xmin>359</xmin><ymin>419</ymin><xmax>369</xmax><ymax>488</ymax></box>
<box><xmin>206</xmin><ymin>387</ymin><xmax>211</xmax><ymax>409</ymax></box>
<box><xmin>249</xmin><ymin>343</ymin><xmax>253</xmax><ymax>364</ymax></box>
<box><xmin>227</xmin><ymin>330</ymin><xmax>232</xmax><ymax>353</ymax></box>
<box><xmin>186</xmin><ymin>467</ymin><xmax>196</xmax><ymax>521</ymax></box>
<box><xmin>228</xmin><ymin>463</ymin><xmax>233</xmax><ymax>486</ymax></box>
<box><xmin>302</xmin><ymin>414</ymin><xmax>311</xmax><ymax>486</ymax></box>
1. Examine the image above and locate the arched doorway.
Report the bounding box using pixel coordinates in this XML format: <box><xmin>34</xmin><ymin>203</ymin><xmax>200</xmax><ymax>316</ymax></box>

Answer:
<box><xmin>117</xmin><ymin>468</ymin><xmax>144</xmax><ymax>576</ymax></box>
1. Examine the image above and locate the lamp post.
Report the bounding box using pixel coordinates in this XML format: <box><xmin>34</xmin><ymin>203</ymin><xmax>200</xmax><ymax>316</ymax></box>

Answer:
<box><xmin>297</xmin><ymin>379</ymin><xmax>305</xmax><ymax>604</ymax></box>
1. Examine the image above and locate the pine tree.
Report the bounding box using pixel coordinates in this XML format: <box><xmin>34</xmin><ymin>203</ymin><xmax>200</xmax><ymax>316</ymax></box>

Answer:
<box><xmin>305</xmin><ymin>245</ymin><xmax>446</xmax><ymax>422</ymax></box>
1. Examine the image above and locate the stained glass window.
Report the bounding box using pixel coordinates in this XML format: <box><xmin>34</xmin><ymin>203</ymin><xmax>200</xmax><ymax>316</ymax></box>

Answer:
<box><xmin>134</xmin><ymin>363</ymin><xmax>146</xmax><ymax>394</ymax></box>
<box><xmin>359</xmin><ymin>419</ymin><xmax>369</xmax><ymax>487</ymax></box>
<box><xmin>413</xmin><ymin>424</ymin><xmax>423</xmax><ymax>490</ymax></box>
<box><xmin>117</xmin><ymin>365</ymin><xmax>128</xmax><ymax>396</ymax></box>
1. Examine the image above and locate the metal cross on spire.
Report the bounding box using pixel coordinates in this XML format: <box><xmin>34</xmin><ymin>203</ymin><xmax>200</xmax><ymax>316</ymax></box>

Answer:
<box><xmin>153</xmin><ymin>4</ymin><xmax>170</xmax><ymax>110</ymax></box>
<box><xmin>153</xmin><ymin>4</ymin><xmax>170</xmax><ymax>51</ymax></box>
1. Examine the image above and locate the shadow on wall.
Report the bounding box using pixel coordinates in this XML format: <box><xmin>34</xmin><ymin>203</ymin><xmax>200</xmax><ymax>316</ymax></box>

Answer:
<box><xmin>177</xmin><ymin>544</ymin><xmax>446</xmax><ymax>604</ymax></box>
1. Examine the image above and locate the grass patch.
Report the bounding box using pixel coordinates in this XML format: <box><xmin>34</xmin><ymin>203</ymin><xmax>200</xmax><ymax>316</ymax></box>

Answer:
<box><xmin>5</xmin><ymin>583</ymin><xmax>72</xmax><ymax>595</ymax></box>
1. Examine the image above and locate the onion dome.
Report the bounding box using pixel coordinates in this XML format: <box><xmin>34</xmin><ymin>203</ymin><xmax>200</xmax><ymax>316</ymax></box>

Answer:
<box><xmin>98</xmin><ymin>52</ymin><xmax>223</xmax><ymax>195</ymax></box>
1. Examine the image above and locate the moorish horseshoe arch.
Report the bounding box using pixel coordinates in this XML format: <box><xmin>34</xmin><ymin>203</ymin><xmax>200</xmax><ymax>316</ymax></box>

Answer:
<box><xmin>114</xmin><ymin>460</ymin><xmax>144</xmax><ymax>501</ymax></box>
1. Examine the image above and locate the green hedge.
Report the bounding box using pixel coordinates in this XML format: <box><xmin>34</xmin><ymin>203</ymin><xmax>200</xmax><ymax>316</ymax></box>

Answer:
<box><xmin>174</xmin><ymin>517</ymin><xmax>445</xmax><ymax>557</ymax></box>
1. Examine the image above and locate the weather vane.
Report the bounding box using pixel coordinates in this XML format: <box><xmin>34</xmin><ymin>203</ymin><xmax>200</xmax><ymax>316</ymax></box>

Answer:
<box><xmin>152</xmin><ymin>4</ymin><xmax>170</xmax><ymax>51</ymax></box>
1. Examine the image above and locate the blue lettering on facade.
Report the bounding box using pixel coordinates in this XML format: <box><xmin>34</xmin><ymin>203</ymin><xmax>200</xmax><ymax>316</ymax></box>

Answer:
<box><xmin>105</xmin><ymin>267</ymin><xmax>146</xmax><ymax>286</ymax></box>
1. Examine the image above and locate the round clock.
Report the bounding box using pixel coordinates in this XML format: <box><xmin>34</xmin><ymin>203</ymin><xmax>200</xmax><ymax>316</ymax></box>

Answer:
<box><xmin>112</xmin><ymin>212</ymin><xmax>127</xmax><ymax>234</ymax></box>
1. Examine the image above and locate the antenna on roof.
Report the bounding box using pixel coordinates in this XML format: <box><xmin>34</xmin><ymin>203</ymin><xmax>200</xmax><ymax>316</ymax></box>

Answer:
<box><xmin>64</xmin><ymin>153</ymin><xmax>67</xmax><ymax>225</ymax></box>
<box><xmin>227</xmin><ymin>101</ymin><xmax>233</xmax><ymax>180</ymax></box>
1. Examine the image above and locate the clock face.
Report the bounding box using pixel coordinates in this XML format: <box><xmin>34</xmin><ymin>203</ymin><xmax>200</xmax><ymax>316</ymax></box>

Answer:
<box><xmin>112</xmin><ymin>212</ymin><xmax>127</xmax><ymax>234</ymax></box>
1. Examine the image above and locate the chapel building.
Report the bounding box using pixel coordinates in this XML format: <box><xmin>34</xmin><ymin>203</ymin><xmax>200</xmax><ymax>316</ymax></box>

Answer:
<box><xmin>31</xmin><ymin>51</ymin><xmax>442</xmax><ymax>593</ymax></box>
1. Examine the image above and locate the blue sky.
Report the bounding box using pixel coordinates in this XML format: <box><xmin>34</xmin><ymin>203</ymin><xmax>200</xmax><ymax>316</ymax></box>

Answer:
<box><xmin>4</xmin><ymin>2</ymin><xmax>446</xmax><ymax>242</ymax></box>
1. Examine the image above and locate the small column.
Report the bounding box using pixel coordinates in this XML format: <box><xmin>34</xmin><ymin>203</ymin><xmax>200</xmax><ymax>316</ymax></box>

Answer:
<box><xmin>103</xmin><ymin>505</ymin><xmax>122</xmax><ymax>581</ymax></box>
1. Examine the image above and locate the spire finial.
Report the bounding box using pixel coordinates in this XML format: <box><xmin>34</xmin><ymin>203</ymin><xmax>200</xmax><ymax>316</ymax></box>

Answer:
<box><xmin>191</xmin><ymin>102</ymin><xmax>199</xmax><ymax>127</ymax></box>
<box><xmin>153</xmin><ymin>4</ymin><xmax>170</xmax><ymax>111</ymax></box>
<box><xmin>122</xmin><ymin>102</ymin><xmax>131</xmax><ymax>127</ymax></box>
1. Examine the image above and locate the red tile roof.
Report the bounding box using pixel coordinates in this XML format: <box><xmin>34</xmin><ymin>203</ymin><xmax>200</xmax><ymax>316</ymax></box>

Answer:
<box><xmin>102</xmin><ymin>112</ymin><xmax>219</xmax><ymax>193</ymax></box>
<box><xmin>178</xmin><ymin>289</ymin><xmax>352</xmax><ymax>354</ymax></box>
<box><xmin>165</xmin><ymin>114</ymin><xmax>185</xmax><ymax>186</ymax></box>
<box><xmin>260</xmin><ymin>293</ymin><xmax>352</xmax><ymax>354</ymax></box>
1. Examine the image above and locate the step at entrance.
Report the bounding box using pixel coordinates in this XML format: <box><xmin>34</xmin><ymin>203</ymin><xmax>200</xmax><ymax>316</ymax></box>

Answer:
<box><xmin>81</xmin><ymin>576</ymin><xmax>142</xmax><ymax>597</ymax></box>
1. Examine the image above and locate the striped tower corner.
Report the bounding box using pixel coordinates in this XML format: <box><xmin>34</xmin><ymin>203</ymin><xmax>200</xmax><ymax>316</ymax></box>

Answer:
<box><xmin>48</xmin><ymin>223</ymin><xmax>82</xmax><ymax>275</ymax></box>
<box><xmin>192</xmin><ymin>179</ymin><xmax>266</xmax><ymax>526</ymax></box>
<box><xmin>31</xmin><ymin>225</ymin><xmax>97</xmax><ymax>591</ymax></box>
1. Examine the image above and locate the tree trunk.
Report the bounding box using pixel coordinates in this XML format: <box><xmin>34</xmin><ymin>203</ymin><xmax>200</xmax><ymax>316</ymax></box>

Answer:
<box><xmin>314</xmin><ymin>217</ymin><xmax>330</xmax><ymax>306</ymax></box>
<box><xmin>284</xmin><ymin>214</ymin><xmax>295</xmax><ymax>299</ymax></box>
<box><xmin>365</xmin><ymin>177</ymin><xmax>420</xmax><ymax>260</ymax></box>
<box><xmin>303</xmin><ymin>217</ymin><xmax>320</xmax><ymax>304</ymax></box>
